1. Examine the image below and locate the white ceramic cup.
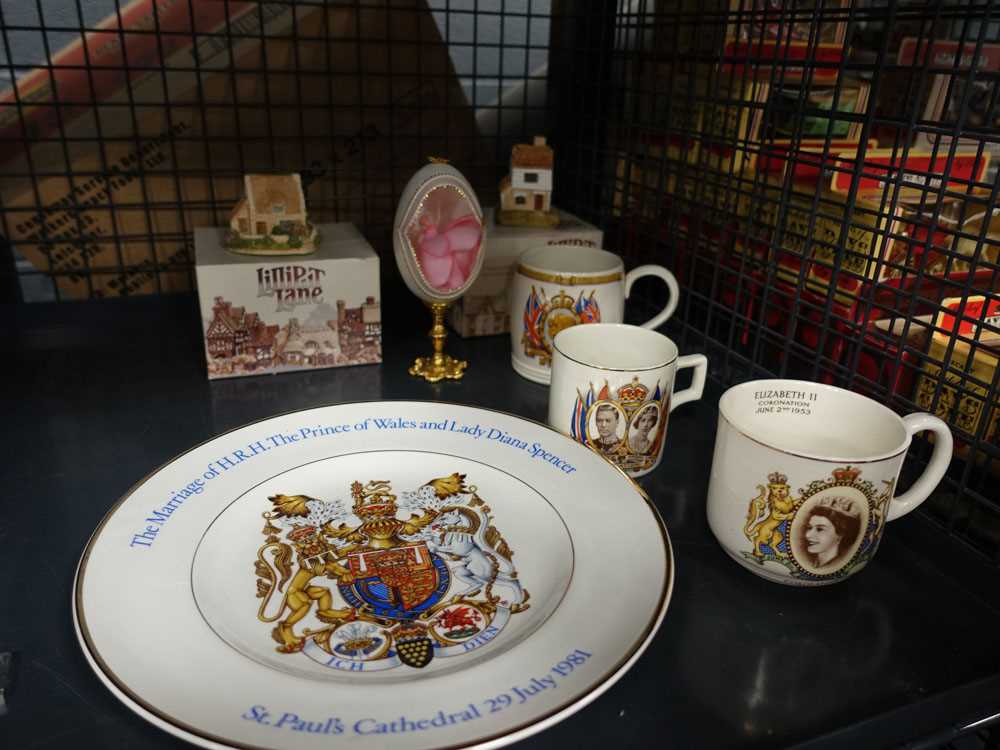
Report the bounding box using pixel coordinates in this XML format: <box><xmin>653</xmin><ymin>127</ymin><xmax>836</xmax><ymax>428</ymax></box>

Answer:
<box><xmin>511</xmin><ymin>245</ymin><xmax>680</xmax><ymax>384</ymax></box>
<box><xmin>548</xmin><ymin>323</ymin><xmax>708</xmax><ymax>478</ymax></box>
<box><xmin>707</xmin><ymin>379</ymin><xmax>954</xmax><ymax>586</ymax></box>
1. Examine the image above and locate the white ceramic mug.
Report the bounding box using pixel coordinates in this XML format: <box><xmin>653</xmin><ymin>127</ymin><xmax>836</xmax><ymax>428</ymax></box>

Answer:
<box><xmin>548</xmin><ymin>323</ymin><xmax>708</xmax><ymax>478</ymax></box>
<box><xmin>511</xmin><ymin>245</ymin><xmax>680</xmax><ymax>384</ymax></box>
<box><xmin>707</xmin><ymin>379</ymin><xmax>954</xmax><ymax>586</ymax></box>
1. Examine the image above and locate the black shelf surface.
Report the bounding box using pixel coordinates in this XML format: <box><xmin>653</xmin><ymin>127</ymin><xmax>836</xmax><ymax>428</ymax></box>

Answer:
<box><xmin>4</xmin><ymin>295</ymin><xmax>1000</xmax><ymax>750</ymax></box>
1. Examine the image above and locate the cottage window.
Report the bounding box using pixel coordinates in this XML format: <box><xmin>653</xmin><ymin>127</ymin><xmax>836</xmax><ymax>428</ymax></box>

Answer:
<box><xmin>515</xmin><ymin>195</ymin><xmax>526</xmax><ymax>205</ymax></box>
<box><xmin>524</xmin><ymin>172</ymin><xmax>538</xmax><ymax>183</ymax></box>
<box><xmin>272</xmin><ymin>203</ymin><xmax>285</xmax><ymax>214</ymax></box>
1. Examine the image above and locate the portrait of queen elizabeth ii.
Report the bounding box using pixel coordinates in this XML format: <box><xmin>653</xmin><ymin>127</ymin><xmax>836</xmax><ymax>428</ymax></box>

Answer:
<box><xmin>790</xmin><ymin>493</ymin><xmax>867</xmax><ymax>574</ymax></box>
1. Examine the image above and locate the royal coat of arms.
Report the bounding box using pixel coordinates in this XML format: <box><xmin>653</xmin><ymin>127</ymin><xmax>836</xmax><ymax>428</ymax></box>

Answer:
<box><xmin>522</xmin><ymin>286</ymin><xmax>600</xmax><ymax>366</ymax></box>
<box><xmin>742</xmin><ymin>466</ymin><xmax>894</xmax><ymax>581</ymax></box>
<box><xmin>570</xmin><ymin>377</ymin><xmax>668</xmax><ymax>472</ymax></box>
<box><xmin>253</xmin><ymin>474</ymin><xmax>529</xmax><ymax>671</ymax></box>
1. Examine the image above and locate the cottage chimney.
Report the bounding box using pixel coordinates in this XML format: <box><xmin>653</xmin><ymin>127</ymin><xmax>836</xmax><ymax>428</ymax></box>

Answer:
<box><xmin>337</xmin><ymin>299</ymin><xmax>346</xmax><ymax>325</ymax></box>
<box><xmin>533</xmin><ymin>135</ymin><xmax>546</xmax><ymax>146</ymax></box>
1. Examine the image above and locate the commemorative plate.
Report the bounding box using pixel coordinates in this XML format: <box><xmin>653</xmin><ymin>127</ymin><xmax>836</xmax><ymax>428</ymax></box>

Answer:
<box><xmin>74</xmin><ymin>402</ymin><xmax>672</xmax><ymax>749</ymax></box>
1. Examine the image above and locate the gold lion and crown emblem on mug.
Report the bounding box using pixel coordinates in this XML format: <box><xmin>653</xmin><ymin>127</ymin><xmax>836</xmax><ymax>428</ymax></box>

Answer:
<box><xmin>510</xmin><ymin>245</ymin><xmax>679</xmax><ymax>385</ymax></box>
<box><xmin>741</xmin><ymin>466</ymin><xmax>894</xmax><ymax>582</ymax></box>
<box><xmin>522</xmin><ymin>286</ymin><xmax>601</xmax><ymax>367</ymax></box>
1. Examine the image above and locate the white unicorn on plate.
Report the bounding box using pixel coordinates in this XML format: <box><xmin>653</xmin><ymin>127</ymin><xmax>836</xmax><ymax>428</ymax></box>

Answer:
<box><xmin>420</xmin><ymin>502</ymin><xmax>530</xmax><ymax>612</ymax></box>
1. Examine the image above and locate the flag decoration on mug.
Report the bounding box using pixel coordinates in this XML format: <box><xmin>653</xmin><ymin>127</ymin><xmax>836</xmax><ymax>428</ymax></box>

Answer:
<box><xmin>570</xmin><ymin>377</ymin><xmax>668</xmax><ymax>473</ymax></box>
<box><xmin>571</xmin><ymin>382</ymin><xmax>604</xmax><ymax>442</ymax></box>
<box><xmin>522</xmin><ymin>286</ymin><xmax>601</xmax><ymax>366</ymax></box>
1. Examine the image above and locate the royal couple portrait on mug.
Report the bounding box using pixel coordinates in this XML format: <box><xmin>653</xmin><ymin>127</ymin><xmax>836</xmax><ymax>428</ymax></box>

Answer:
<box><xmin>589</xmin><ymin>402</ymin><xmax>661</xmax><ymax>456</ymax></box>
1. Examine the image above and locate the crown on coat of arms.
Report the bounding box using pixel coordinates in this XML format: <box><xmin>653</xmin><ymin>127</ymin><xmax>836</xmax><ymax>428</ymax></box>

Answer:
<box><xmin>768</xmin><ymin>472</ymin><xmax>788</xmax><ymax>486</ymax></box>
<box><xmin>832</xmin><ymin>466</ymin><xmax>861</xmax><ymax>482</ymax></box>
<box><xmin>548</xmin><ymin>290</ymin><xmax>575</xmax><ymax>312</ymax></box>
<box><xmin>352</xmin><ymin>480</ymin><xmax>397</xmax><ymax>518</ymax></box>
<box><xmin>616</xmin><ymin>377</ymin><xmax>649</xmax><ymax>410</ymax></box>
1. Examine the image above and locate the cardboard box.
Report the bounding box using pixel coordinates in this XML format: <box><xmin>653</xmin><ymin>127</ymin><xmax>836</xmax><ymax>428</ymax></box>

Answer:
<box><xmin>655</xmin><ymin>0</ymin><xmax>848</xmax><ymax>84</ymax></box>
<box><xmin>628</xmin><ymin>62</ymin><xmax>767</xmax><ymax>171</ymax></box>
<box><xmin>195</xmin><ymin>223</ymin><xmax>380</xmax><ymax>379</ymax></box>
<box><xmin>757</xmin><ymin>139</ymin><xmax>877</xmax><ymax>182</ymax></box>
<box><xmin>448</xmin><ymin>208</ymin><xmax>603</xmax><ymax>337</ymax></box>
<box><xmin>742</xmin><ymin>180</ymin><xmax>902</xmax><ymax>303</ymax></box>
<box><xmin>830</xmin><ymin>149</ymin><xmax>991</xmax><ymax>203</ymax></box>
<box><xmin>764</xmin><ymin>80</ymin><xmax>870</xmax><ymax>142</ymax></box>
<box><xmin>3</xmin><ymin>0</ymin><xmax>480</xmax><ymax>301</ymax></box>
<box><xmin>914</xmin><ymin>295</ymin><xmax>1000</xmax><ymax>446</ymax></box>
<box><xmin>723</xmin><ymin>0</ymin><xmax>848</xmax><ymax>82</ymax></box>
<box><xmin>694</xmin><ymin>78</ymin><xmax>770</xmax><ymax>173</ymax></box>
<box><xmin>894</xmin><ymin>38</ymin><xmax>1000</xmax><ymax>160</ymax></box>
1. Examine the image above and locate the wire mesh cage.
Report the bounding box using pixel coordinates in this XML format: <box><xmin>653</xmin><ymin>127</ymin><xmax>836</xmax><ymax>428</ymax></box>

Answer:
<box><xmin>0</xmin><ymin>0</ymin><xmax>554</xmax><ymax>301</ymax></box>
<box><xmin>600</xmin><ymin>0</ymin><xmax>1000</xmax><ymax>566</ymax></box>
<box><xmin>1</xmin><ymin>2</ymin><xmax>998</xmax><ymax>565</ymax></box>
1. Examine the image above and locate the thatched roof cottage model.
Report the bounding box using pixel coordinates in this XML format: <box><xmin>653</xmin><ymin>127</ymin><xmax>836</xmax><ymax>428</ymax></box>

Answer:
<box><xmin>226</xmin><ymin>173</ymin><xmax>318</xmax><ymax>255</ymax></box>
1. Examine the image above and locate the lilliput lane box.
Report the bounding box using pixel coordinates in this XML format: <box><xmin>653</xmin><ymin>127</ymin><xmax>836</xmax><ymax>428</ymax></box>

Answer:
<box><xmin>195</xmin><ymin>223</ymin><xmax>381</xmax><ymax>379</ymax></box>
<box><xmin>448</xmin><ymin>207</ymin><xmax>603</xmax><ymax>337</ymax></box>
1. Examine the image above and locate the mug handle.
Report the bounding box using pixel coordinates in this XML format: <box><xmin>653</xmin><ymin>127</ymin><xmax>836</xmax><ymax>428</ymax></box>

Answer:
<box><xmin>625</xmin><ymin>265</ymin><xmax>679</xmax><ymax>330</ymax></box>
<box><xmin>670</xmin><ymin>354</ymin><xmax>708</xmax><ymax>411</ymax></box>
<box><xmin>886</xmin><ymin>413</ymin><xmax>953</xmax><ymax>522</ymax></box>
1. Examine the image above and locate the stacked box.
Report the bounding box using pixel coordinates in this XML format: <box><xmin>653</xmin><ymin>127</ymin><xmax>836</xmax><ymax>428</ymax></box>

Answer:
<box><xmin>915</xmin><ymin>295</ymin><xmax>1000</xmax><ymax>450</ymax></box>
<box><xmin>654</xmin><ymin>0</ymin><xmax>849</xmax><ymax>84</ymax></box>
<box><xmin>740</xmin><ymin>179</ymin><xmax>902</xmax><ymax>303</ymax></box>
<box><xmin>195</xmin><ymin>223</ymin><xmax>381</xmax><ymax>379</ymax></box>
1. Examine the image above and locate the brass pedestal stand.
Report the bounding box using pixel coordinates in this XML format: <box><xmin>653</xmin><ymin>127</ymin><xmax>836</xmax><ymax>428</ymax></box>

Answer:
<box><xmin>409</xmin><ymin>302</ymin><xmax>468</xmax><ymax>382</ymax></box>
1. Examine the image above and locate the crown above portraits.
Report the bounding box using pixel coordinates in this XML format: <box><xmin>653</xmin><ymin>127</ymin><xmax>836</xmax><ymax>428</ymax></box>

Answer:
<box><xmin>616</xmin><ymin>377</ymin><xmax>650</xmax><ymax>411</ymax></box>
<box><xmin>768</xmin><ymin>472</ymin><xmax>788</xmax><ymax>486</ymax></box>
<box><xmin>832</xmin><ymin>466</ymin><xmax>861</xmax><ymax>482</ymax></box>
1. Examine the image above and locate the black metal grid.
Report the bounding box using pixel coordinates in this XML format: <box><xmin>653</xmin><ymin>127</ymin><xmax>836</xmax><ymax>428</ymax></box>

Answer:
<box><xmin>0</xmin><ymin>0</ymin><xmax>553</xmax><ymax>301</ymax></box>
<box><xmin>2</xmin><ymin>4</ymin><xmax>1000</xmax><ymax>746</ymax></box>
<box><xmin>0</xmin><ymin>2</ymin><xmax>998</xmax><ymax>580</ymax></box>
<box><xmin>590</xmin><ymin>0</ymin><xmax>1000</xmax><ymax>568</ymax></box>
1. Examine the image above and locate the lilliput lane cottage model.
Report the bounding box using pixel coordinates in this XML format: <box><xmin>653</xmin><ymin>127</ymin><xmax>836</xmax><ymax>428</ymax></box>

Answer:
<box><xmin>498</xmin><ymin>136</ymin><xmax>559</xmax><ymax>228</ymax></box>
<box><xmin>226</xmin><ymin>173</ymin><xmax>319</xmax><ymax>255</ymax></box>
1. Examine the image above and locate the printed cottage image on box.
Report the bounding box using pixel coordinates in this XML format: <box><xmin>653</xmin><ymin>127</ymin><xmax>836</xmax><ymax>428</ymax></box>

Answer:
<box><xmin>195</xmin><ymin>224</ymin><xmax>381</xmax><ymax>379</ymax></box>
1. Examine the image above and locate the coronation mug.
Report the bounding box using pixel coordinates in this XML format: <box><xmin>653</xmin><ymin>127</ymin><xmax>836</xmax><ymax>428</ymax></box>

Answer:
<box><xmin>510</xmin><ymin>245</ymin><xmax>679</xmax><ymax>384</ymax></box>
<box><xmin>707</xmin><ymin>379</ymin><xmax>953</xmax><ymax>586</ymax></box>
<box><xmin>548</xmin><ymin>323</ymin><xmax>707</xmax><ymax>478</ymax></box>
